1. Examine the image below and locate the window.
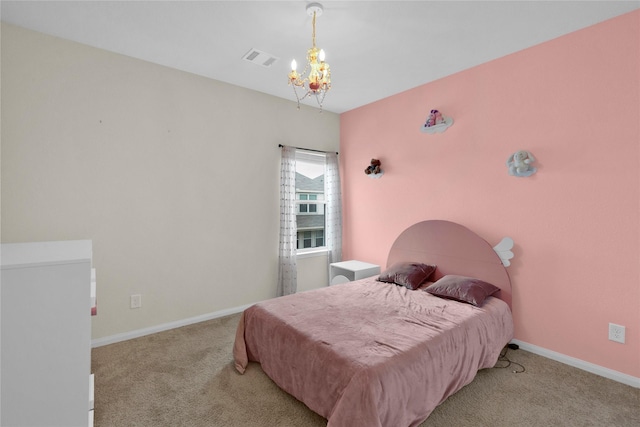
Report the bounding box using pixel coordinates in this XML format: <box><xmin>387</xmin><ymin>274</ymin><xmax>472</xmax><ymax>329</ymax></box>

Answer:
<box><xmin>303</xmin><ymin>231</ymin><xmax>312</xmax><ymax>248</ymax></box>
<box><xmin>298</xmin><ymin>193</ymin><xmax>318</xmax><ymax>213</ymax></box>
<box><xmin>295</xmin><ymin>150</ymin><xmax>326</xmax><ymax>252</ymax></box>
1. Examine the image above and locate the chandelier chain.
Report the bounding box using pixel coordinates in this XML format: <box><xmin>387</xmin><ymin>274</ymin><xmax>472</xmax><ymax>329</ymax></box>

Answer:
<box><xmin>312</xmin><ymin>12</ymin><xmax>316</xmax><ymax>48</ymax></box>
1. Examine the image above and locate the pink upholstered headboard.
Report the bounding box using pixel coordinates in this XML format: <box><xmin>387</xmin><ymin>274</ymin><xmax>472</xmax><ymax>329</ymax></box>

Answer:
<box><xmin>387</xmin><ymin>220</ymin><xmax>512</xmax><ymax>308</ymax></box>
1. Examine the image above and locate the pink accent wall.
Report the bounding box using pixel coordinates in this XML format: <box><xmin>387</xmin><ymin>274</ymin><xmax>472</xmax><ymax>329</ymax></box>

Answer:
<box><xmin>340</xmin><ymin>11</ymin><xmax>639</xmax><ymax>378</ymax></box>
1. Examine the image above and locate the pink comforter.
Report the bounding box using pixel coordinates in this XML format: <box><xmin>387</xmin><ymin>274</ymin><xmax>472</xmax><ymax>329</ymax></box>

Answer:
<box><xmin>233</xmin><ymin>277</ymin><xmax>514</xmax><ymax>427</ymax></box>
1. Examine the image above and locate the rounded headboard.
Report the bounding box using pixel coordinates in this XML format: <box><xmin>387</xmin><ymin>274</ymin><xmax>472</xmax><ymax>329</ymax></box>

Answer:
<box><xmin>387</xmin><ymin>220</ymin><xmax>512</xmax><ymax>308</ymax></box>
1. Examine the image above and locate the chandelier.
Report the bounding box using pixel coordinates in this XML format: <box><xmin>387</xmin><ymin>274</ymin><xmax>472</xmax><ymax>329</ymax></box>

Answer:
<box><xmin>288</xmin><ymin>2</ymin><xmax>331</xmax><ymax>111</ymax></box>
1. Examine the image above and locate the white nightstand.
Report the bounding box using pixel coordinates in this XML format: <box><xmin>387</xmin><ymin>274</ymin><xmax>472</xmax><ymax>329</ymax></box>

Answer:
<box><xmin>330</xmin><ymin>260</ymin><xmax>381</xmax><ymax>285</ymax></box>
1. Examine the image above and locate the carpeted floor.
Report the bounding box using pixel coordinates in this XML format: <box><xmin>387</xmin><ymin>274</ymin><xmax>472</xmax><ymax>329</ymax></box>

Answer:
<box><xmin>92</xmin><ymin>313</ymin><xmax>639</xmax><ymax>426</ymax></box>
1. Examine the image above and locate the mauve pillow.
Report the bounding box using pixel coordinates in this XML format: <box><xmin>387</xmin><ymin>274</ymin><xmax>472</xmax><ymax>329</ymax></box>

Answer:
<box><xmin>424</xmin><ymin>275</ymin><xmax>500</xmax><ymax>306</ymax></box>
<box><xmin>377</xmin><ymin>262</ymin><xmax>437</xmax><ymax>290</ymax></box>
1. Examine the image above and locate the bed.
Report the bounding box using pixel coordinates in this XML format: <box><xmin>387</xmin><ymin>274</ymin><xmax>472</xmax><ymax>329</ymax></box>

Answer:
<box><xmin>233</xmin><ymin>220</ymin><xmax>514</xmax><ymax>427</ymax></box>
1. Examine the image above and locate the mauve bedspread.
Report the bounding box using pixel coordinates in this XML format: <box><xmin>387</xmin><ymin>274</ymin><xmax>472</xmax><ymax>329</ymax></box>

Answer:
<box><xmin>233</xmin><ymin>277</ymin><xmax>514</xmax><ymax>427</ymax></box>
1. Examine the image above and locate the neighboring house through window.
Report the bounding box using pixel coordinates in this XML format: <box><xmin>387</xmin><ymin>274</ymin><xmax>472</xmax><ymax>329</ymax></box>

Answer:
<box><xmin>296</xmin><ymin>150</ymin><xmax>326</xmax><ymax>250</ymax></box>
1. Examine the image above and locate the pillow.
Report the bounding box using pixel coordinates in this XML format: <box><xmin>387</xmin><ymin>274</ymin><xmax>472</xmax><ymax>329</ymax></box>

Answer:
<box><xmin>424</xmin><ymin>275</ymin><xmax>500</xmax><ymax>306</ymax></box>
<box><xmin>377</xmin><ymin>262</ymin><xmax>437</xmax><ymax>290</ymax></box>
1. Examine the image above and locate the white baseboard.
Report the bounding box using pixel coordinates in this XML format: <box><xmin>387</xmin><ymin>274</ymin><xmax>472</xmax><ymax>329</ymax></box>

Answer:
<box><xmin>511</xmin><ymin>339</ymin><xmax>640</xmax><ymax>389</ymax></box>
<box><xmin>91</xmin><ymin>303</ymin><xmax>253</xmax><ymax>348</ymax></box>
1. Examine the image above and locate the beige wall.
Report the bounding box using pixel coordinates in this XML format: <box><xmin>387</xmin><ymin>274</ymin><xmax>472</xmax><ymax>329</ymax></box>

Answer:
<box><xmin>1</xmin><ymin>24</ymin><xmax>339</xmax><ymax>340</ymax></box>
<box><xmin>296</xmin><ymin>253</ymin><xmax>329</xmax><ymax>293</ymax></box>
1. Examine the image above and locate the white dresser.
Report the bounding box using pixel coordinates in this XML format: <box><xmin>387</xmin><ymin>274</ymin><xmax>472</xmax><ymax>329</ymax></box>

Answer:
<box><xmin>1</xmin><ymin>240</ymin><xmax>94</xmax><ymax>427</ymax></box>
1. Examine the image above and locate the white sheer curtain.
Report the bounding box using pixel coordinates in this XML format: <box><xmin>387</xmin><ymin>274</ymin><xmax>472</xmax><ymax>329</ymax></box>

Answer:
<box><xmin>325</xmin><ymin>152</ymin><xmax>342</xmax><ymax>272</ymax></box>
<box><xmin>277</xmin><ymin>145</ymin><xmax>298</xmax><ymax>296</ymax></box>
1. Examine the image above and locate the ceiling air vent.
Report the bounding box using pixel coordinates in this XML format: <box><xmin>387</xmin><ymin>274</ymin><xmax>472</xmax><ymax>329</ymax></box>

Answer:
<box><xmin>242</xmin><ymin>48</ymin><xmax>279</xmax><ymax>68</ymax></box>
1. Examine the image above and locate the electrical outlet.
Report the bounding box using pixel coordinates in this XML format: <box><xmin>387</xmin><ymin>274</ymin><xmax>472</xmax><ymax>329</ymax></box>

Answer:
<box><xmin>130</xmin><ymin>294</ymin><xmax>142</xmax><ymax>309</ymax></box>
<box><xmin>608</xmin><ymin>323</ymin><xmax>625</xmax><ymax>344</ymax></box>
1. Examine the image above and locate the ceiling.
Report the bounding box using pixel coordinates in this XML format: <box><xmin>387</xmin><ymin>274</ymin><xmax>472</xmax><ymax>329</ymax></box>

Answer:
<box><xmin>1</xmin><ymin>1</ymin><xmax>638</xmax><ymax>114</ymax></box>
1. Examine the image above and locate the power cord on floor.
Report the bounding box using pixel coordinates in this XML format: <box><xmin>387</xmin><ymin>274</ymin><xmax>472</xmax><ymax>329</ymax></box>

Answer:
<box><xmin>494</xmin><ymin>343</ymin><xmax>526</xmax><ymax>374</ymax></box>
